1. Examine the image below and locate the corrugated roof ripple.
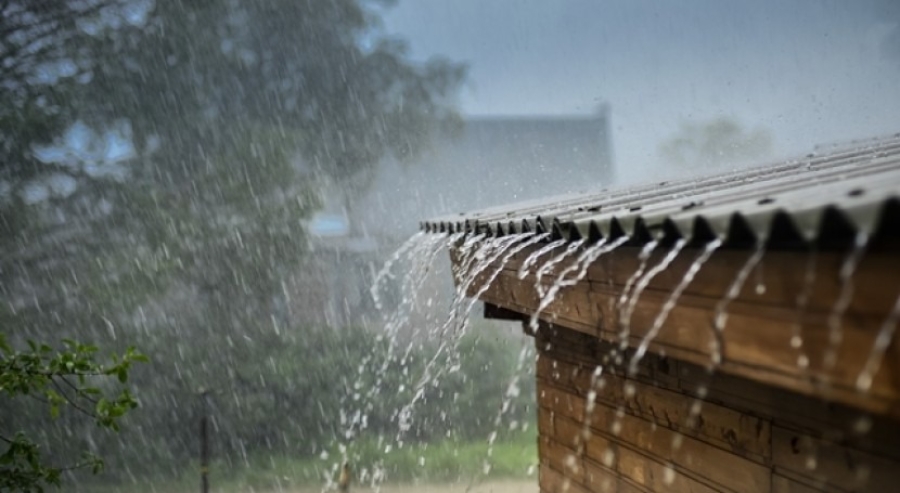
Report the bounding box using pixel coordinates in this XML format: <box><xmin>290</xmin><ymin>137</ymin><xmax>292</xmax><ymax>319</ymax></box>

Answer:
<box><xmin>421</xmin><ymin>134</ymin><xmax>900</xmax><ymax>249</ymax></box>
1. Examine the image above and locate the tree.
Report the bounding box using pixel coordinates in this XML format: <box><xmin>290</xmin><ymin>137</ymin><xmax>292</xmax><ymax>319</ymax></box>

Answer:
<box><xmin>0</xmin><ymin>3</ymin><xmax>151</xmax><ymax>490</ymax></box>
<box><xmin>0</xmin><ymin>334</ymin><xmax>145</xmax><ymax>492</ymax></box>
<box><xmin>658</xmin><ymin>117</ymin><xmax>773</xmax><ymax>170</ymax></box>
<box><xmin>1</xmin><ymin>0</ymin><xmax>466</xmax><ymax>483</ymax></box>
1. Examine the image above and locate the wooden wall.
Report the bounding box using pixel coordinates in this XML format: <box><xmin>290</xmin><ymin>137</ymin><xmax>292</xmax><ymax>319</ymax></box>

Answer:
<box><xmin>464</xmin><ymin>244</ymin><xmax>900</xmax><ymax>418</ymax></box>
<box><xmin>534</xmin><ymin>322</ymin><xmax>900</xmax><ymax>493</ymax></box>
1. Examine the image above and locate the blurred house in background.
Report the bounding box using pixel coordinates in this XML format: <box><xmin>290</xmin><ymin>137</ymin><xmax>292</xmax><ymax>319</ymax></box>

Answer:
<box><xmin>302</xmin><ymin>105</ymin><xmax>616</xmax><ymax>327</ymax></box>
<box><xmin>358</xmin><ymin>104</ymin><xmax>615</xmax><ymax>239</ymax></box>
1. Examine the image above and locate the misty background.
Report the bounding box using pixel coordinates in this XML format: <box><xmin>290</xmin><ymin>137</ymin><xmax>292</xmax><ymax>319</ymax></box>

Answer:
<box><xmin>383</xmin><ymin>0</ymin><xmax>900</xmax><ymax>185</ymax></box>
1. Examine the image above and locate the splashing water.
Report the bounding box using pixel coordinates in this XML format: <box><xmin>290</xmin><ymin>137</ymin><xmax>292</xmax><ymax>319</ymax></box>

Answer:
<box><xmin>823</xmin><ymin>232</ymin><xmax>869</xmax><ymax>371</ymax></box>
<box><xmin>399</xmin><ymin>233</ymin><xmax>541</xmax><ymax>441</ymax></box>
<box><xmin>856</xmin><ymin>291</ymin><xmax>900</xmax><ymax>392</ymax></box>
<box><xmin>628</xmin><ymin>238</ymin><xmax>722</xmax><ymax>375</ymax></box>
<box><xmin>465</xmin><ymin>233</ymin><xmax>550</xmax><ymax>318</ymax></box>
<box><xmin>371</xmin><ymin>231</ymin><xmax>427</xmax><ymax>310</ymax></box>
<box><xmin>444</xmin><ymin>234</ymin><xmax>528</xmax><ymax>336</ymax></box>
<box><xmin>710</xmin><ymin>241</ymin><xmax>766</xmax><ymax>368</ymax></box>
<box><xmin>450</xmin><ymin>233</ymin><xmax>490</xmax><ymax>289</ymax></box>
<box><xmin>529</xmin><ymin>236</ymin><xmax>629</xmax><ymax>334</ymax></box>
<box><xmin>335</xmin><ymin>231</ymin><xmax>454</xmax><ymax>489</ymax></box>
<box><xmin>344</xmin><ymin>233</ymin><xmax>449</xmax><ymax>445</ymax></box>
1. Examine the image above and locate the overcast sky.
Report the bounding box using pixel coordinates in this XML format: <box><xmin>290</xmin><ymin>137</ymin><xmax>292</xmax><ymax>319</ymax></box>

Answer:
<box><xmin>381</xmin><ymin>0</ymin><xmax>900</xmax><ymax>184</ymax></box>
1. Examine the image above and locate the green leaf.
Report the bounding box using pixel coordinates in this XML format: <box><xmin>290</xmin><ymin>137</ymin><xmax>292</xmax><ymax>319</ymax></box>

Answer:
<box><xmin>0</xmin><ymin>333</ymin><xmax>11</xmax><ymax>353</ymax></box>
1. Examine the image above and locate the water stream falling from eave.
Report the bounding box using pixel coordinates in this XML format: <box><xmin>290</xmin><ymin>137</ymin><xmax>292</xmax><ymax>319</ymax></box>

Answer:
<box><xmin>823</xmin><ymin>232</ymin><xmax>869</xmax><ymax>372</ymax></box>
<box><xmin>361</xmin><ymin>214</ymin><xmax>894</xmax><ymax>493</ymax></box>
<box><xmin>393</xmin><ymin>231</ymin><xmax>548</xmax><ymax>461</ymax></box>
<box><xmin>856</xmin><ymin>291</ymin><xmax>900</xmax><ymax>392</ymax></box>
<box><xmin>527</xmin><ymin>236</ymin><xmax>630</xmax><ymax>334</ymax></box>
<box><xmin>628</xmin><ymin>238</ymin><xmax>722</xmax><ymax>375</ymax></box>
<box><xmin>710</xmin><ymin>240</ymin><xmax>766</xmax><ymax>368</ymax></box>
<box><xmin>615</xmin><ymin>240</ymin><xmax>659</xmax><ymax>351</ymax></box>
<box><xmin>618</xmin><ymin>239</ymin><xmax>688</xmax><ymax>364</ymax></box>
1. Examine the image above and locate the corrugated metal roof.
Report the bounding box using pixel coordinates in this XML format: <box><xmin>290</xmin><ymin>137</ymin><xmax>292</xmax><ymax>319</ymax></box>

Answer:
<box><xmin>421</xmin><ymin>134</ymin><xmax>900</xmax><ymax>249</ymax></box>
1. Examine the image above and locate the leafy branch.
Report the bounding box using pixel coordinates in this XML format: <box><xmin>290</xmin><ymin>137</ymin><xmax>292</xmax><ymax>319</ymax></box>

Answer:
<box><xmin>0</xmin><ymin>333</ymin><xmax>147</xmax><ymax>491</ymax></box>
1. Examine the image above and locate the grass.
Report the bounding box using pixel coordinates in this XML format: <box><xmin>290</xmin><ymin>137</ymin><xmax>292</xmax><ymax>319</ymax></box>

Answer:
<box><xmin>81</xmin><ymin>431</ymin><xmax>537</xmax><ymax>492</ymax></box>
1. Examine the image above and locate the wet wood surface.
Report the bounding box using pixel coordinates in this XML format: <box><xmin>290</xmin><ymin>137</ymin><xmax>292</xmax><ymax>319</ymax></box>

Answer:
<box><xmin>452</xmin><ymin>242</ymin><xmax>900</xmax><ymax>418</ymax></box>
<box><xmin>534</xmin><ymin>323</ymin><xmax>900</xmax><ymax>493</ymax></box>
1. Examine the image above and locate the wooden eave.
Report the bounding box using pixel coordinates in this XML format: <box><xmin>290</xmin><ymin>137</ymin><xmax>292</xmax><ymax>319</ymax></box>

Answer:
<box><xmin>455</xmin><ymin>241</ymin><xmax>900</xmax><ymax>419</ymax></box>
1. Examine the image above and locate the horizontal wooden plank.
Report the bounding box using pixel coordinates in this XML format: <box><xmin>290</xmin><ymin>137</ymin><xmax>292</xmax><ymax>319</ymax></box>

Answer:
<box><xmin>583</xmin><ymin>455</ymin><xmax>651</xmax><ymax>493</ymax></box>
<box><xmin>539</xmin><ymin>435</ymin><xmax>584</xmax><ymax>485</ymax></box>
<box><xmin>537</xmin><ymin>355</ymin><xmax>772</xmax><ymax>464</ymax></box>
<box><xmin>538</xmin><ymin>380</ymin><xmax>586</xmax><ymax>424</ymax></box>
<box><xmin>616</xmin><ymin>446</ymin><xmax>721</xmax><ymax>493</ymax></box>
<box><xmin>674</xmin><ymin>361</ymin><xmax>900</xmax><ymax>462</ymax></box>
<box><xmin>772</xmin><ymin>426</ymin><xmax>900</xmax><ymax>493</ymax></box>
<box><xmin>771</xmin><ymin>474</ymin><xmax>837</xmax><ymax>493</ymax></box>
<box><xmin>540</xmin><ymin>463</ymin><xmax>591</xmax><ymax>493</ymax></box>
<box><xmin>482</xmin><ymin>266</ymin><xmax>899</xmax><ymax>417</ymax></box>
<box><xmin>538</xmin><ymin>381</ymin><xmax>770</xmax><ymax>492</ymax></box>
<box><xmin>591</xmin><ymin>402</ymin><xmax>771</xmax><ymax>492</ymax></box>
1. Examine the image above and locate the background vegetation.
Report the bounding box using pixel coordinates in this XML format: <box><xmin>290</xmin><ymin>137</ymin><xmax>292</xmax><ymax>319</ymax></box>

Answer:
<box><xmin>0</xmin><ymin>0</ymin><xmax>536</xmax><ymax>490</ymax></box>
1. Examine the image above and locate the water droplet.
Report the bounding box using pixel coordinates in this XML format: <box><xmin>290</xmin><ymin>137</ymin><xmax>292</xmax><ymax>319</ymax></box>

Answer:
<box><xmin>602</xmin><ymin>449</ymin><xmax>616</xmax><ymax>467</ymax></box>
<box><xmin>663</xmin><ymin>465</ymin><xmax>677</xmax><ymax>485</ymax></box>
<box><xmin>853</xmin><ymin>416</ymin><xmax>873</xmax><ymax>435</ymax></box>
<box><xmin>695</xmin><ymin>385</ymin><xmax>708</xmax><ymax>399</ymax></box>
<box><xmin>805</xmin><ymin>455</ymin><xmax>818</xmax><ymax>470</ymax></box>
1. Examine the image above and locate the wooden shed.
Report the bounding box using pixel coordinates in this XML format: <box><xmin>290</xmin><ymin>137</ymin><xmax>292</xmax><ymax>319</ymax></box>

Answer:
<box><xmin>422</xmin><ymin>136</ymin><xmax>900</xmax><ymax>492</ymax></box>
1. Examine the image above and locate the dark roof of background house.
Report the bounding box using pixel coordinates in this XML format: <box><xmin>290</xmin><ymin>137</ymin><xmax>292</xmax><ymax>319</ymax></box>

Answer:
<box><xmin>421</xmin><ymin>133</ymin><xmax>900</xmax><ymax>249</ymax></box>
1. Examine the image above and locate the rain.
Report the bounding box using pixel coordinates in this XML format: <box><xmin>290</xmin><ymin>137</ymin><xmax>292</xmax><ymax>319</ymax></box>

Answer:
<box><xmin>2</xmin><ymin>1</ymin><xmax>900</xmax><ymax>493</ymax></box>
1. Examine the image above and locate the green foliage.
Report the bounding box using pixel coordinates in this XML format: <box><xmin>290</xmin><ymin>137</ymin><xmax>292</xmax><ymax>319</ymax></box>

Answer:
<box><xmin>90</xmin><ymin>432</ymin><xmax>537</xmax><ymax>492</ymax></box>
<box><xmin>0</xmin><ymin>334</ymin><xmax>146</xmax><ymax>492</ymax></box>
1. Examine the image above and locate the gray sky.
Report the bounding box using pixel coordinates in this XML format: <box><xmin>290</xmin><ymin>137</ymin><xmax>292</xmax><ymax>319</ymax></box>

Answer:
<box><xmin>381</xmin><ymin>0</ymin><xmax>900</xmax><ymax>184</ymax></box>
